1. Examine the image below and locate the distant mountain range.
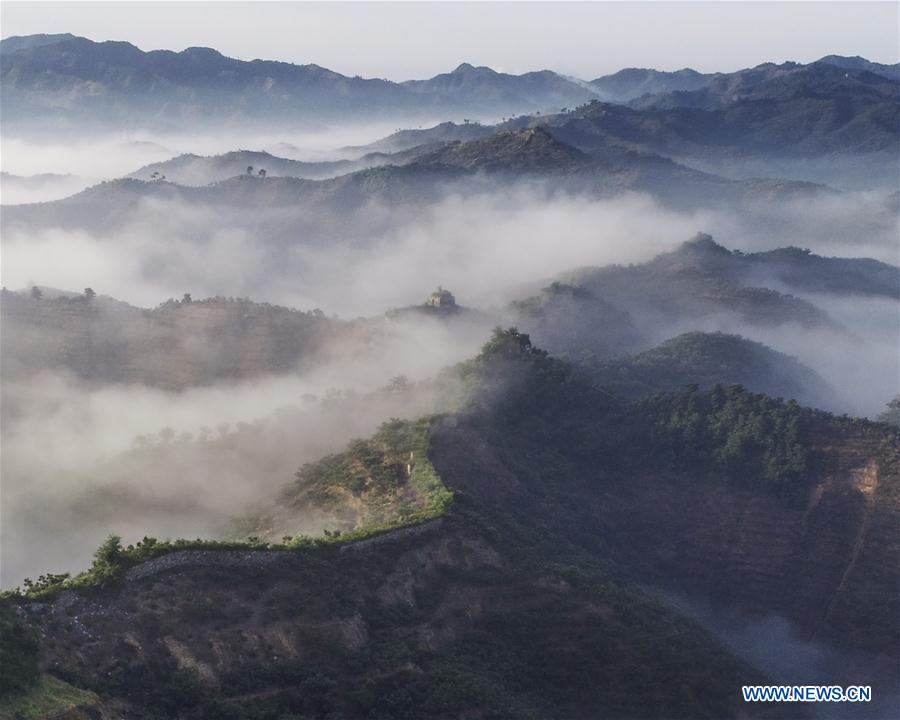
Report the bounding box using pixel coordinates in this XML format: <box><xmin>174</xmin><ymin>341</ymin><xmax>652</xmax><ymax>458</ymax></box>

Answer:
<box><xmin>354</xmin><ymin>63</ymin><xmax>899</xmax><ymax>188</ymax></box>
<box><xmin>0</xmin><ymin>34</ymin><xmax>591</xmax><ymax>132</ymax></box>
<box><xmin>589</xmin><ymin>67</ymin><xmax>714</xmax><ymax>101</ymax></box>
<box><xmin>564</xmin><ymin>233</ymin><xmax>897</xmax><ymax>336</ymax></box>
<box><xmin>341</xmin><ymin>62</ymin><xmax>898</xmax><ymax>188</ymax></box>
<box><xmin>400</xmin><ymin>62</ymin><xmax>597</xmax><ymax>114</ymax></box>
<box><xmin>5</xmin><ymin>127</ymin><xmax>844</xmax><ymax>237</ymax></box>
<box><xmin>1</xmin><ymin>32</ymin><xmax>896</xmax><ymax>135</ymax></box>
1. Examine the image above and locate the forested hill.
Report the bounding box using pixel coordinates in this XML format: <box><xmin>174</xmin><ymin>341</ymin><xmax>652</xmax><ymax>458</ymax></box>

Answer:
<box><xmin>5</xmin><ymin>330</ymin><xmax>898</xmax><ymax>719</ymax></box>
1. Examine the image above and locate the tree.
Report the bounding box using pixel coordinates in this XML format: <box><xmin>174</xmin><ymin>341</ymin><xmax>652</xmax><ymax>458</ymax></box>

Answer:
<box><xmin>94</xmin><ymin>534</ymin><xmax>123</xmax><ymax>565</ymax></box>
<box><xmin>182</xmin><ymin>293</ymin><xmax>192</xmax><ymax>304</ymax></box>
<box><xmin>480</xmin><ymin>327</ymin><xmax>538</xmax><ymax>359</ymax></box>
<box><xmin>83</xmin><ymin>287</ymin><xmax>96</xmax><ymax>299</ymax></box>
<box><xmin>89</xmin><ymin>534</ymin><xmax>124</xmax><ymax>582</ymax></box>
<box><xmin>384</xmin><ymin>375</ymin><xmax>410</xmax><ymax>393</ymax></box>
<box><xmin>258</xmin><ymin>168</ymin><xmax>267</xmax><ymax>177</ymax></box>
<box><xmin>878</xmin><ymin>396</ymin><xmax>900</xmax><ymax>427</ymax></box>
<box><xmin>246</xmin><ymin>166</ymin><xmax>254</xmax><ymax>175</ymax></box>
<box><xmin>30</xmin><ymin>285</ymin><xmax>42</xmax><ymax>300</ymax></box>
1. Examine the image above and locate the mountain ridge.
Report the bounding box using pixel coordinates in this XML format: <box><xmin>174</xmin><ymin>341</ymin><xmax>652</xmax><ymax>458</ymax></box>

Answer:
<box><xmin>1</xmin><ymin>128</ymin><xmax>840</xmax><ymax>225</ymax></box>
<box><xmin>5</xmin><ymin>331</ymin><xmax>897</xmax><ymax>718</ymax></box>
<box><xmin>3</xmin><ymin>33</ymin><xmax>897</xmax><ymax>142</ymax></box>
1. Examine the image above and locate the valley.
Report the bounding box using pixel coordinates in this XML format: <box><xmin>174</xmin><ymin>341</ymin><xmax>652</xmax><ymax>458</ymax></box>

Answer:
<box><xmin>1</xmin><ymin>13</ymin><xmax>898</xmax><ymax>720</ymax></box>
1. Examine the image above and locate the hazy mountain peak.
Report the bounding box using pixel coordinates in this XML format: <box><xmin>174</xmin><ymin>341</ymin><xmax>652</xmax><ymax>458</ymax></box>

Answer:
<box><xmin>649</xmin><ymin>233</ymin><xmax>732</xmax><ymax>264</ymax></box>
<box><xmin>0</xmin><ymin>32</ymin><xmax>79</xmax><ymax>54</ymax></box>
<box><xmin>816</xmin><ymin>54</ymin><xmax>900</xmax><ymax>81</ymax></box>
<box><xmin>180</xmin><ymin>45</ymin><xmax>225</xmax><ymax>59</ymax></box>
<box><xmin>682</xmin><ymin>232</ymin><xmax>728</xmax><ymax>253</ymax></box>
<box><xmin>588</xmin><ymin>65</ymin><xmax>715</xmax><ymax>102</ymax></box>
<box><xmin>452</xmin><ymin>62</ymin><xmax>486</xmax><ymax>74</ymax></box>
<box><xmin>822</xmin><ymin>54</ymin><xmax>869</xmax><ymax>64</ymax></box>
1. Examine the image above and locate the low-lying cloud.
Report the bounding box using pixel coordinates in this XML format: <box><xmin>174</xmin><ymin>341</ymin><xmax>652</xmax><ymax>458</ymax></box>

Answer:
<box><xmin>2</xmin><ymin>161</ymin><xmax>898</xmax><ymax>589</ymax></box>
<box><xmin>0</xmin><ymin>121</ymin><xmax>434</xmax><ymax>181</ymax></box>
<box><xmin>9</xmin><ymin>186</ymin><xmax>896</xmax><ymax>316</ymax></box>
<box><xmin>0</xmin><ymin>313</ymin><xmax>481</xmax><ymax>587</ymax></box>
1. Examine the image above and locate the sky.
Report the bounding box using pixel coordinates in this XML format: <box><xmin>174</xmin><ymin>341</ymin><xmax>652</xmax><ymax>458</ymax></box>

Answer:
<box><xmin>1</xmin><ymin>1</ymin><xmax>898</xmax><ymax>80</ymax></box>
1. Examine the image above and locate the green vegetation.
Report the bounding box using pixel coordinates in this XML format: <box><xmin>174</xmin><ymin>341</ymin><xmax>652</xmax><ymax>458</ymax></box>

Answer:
<box><xmin>7</xmin><ymin>526</ymin><xmax>440</xmax><ymax>603</ymax></box>
<box><xmin>475</xmin><ymin>325</ymin><xmax>546</xmax><ymax>361</ymax></box>
<box><xmin>636</xmin><ymin>384</ymin><xmax>812</xmax><ymax>494</ymax></box>
<box><xmin>0</xmin><ymin>675</ymin><xmax>101</xmax><ymax>719</ymax></box>
<box><xmin>2</xmin><ymin>536</ymin><xmax>267</xmax><ymax>601</ymax></box>
<box><xmin>460</xmin><ymin>328</ymin><xmax>863</xmax><ymax>499</ymax></box>
<box><xmin>457</xmin><ymin>326</ymin><xmax>576</xmax><ymax>390</ymax></box>
<box><xmin>0</xmin><ymin>601</ymin><xmax>40</xmax><ymax>695</ymax></box>
<box><xmin>286</xmin><ymin>417</ymin><xmax>451</xmax><ymax>528</ymax></box>
<box><xmin>589</xmin><ymin>331</ymin><xmax>831</xmax><ymax>406</ymax></box>
<box><xmin>5</xmin><ymin>418</ymin><xmax>453</xmax><ymax>603</ymax></box>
